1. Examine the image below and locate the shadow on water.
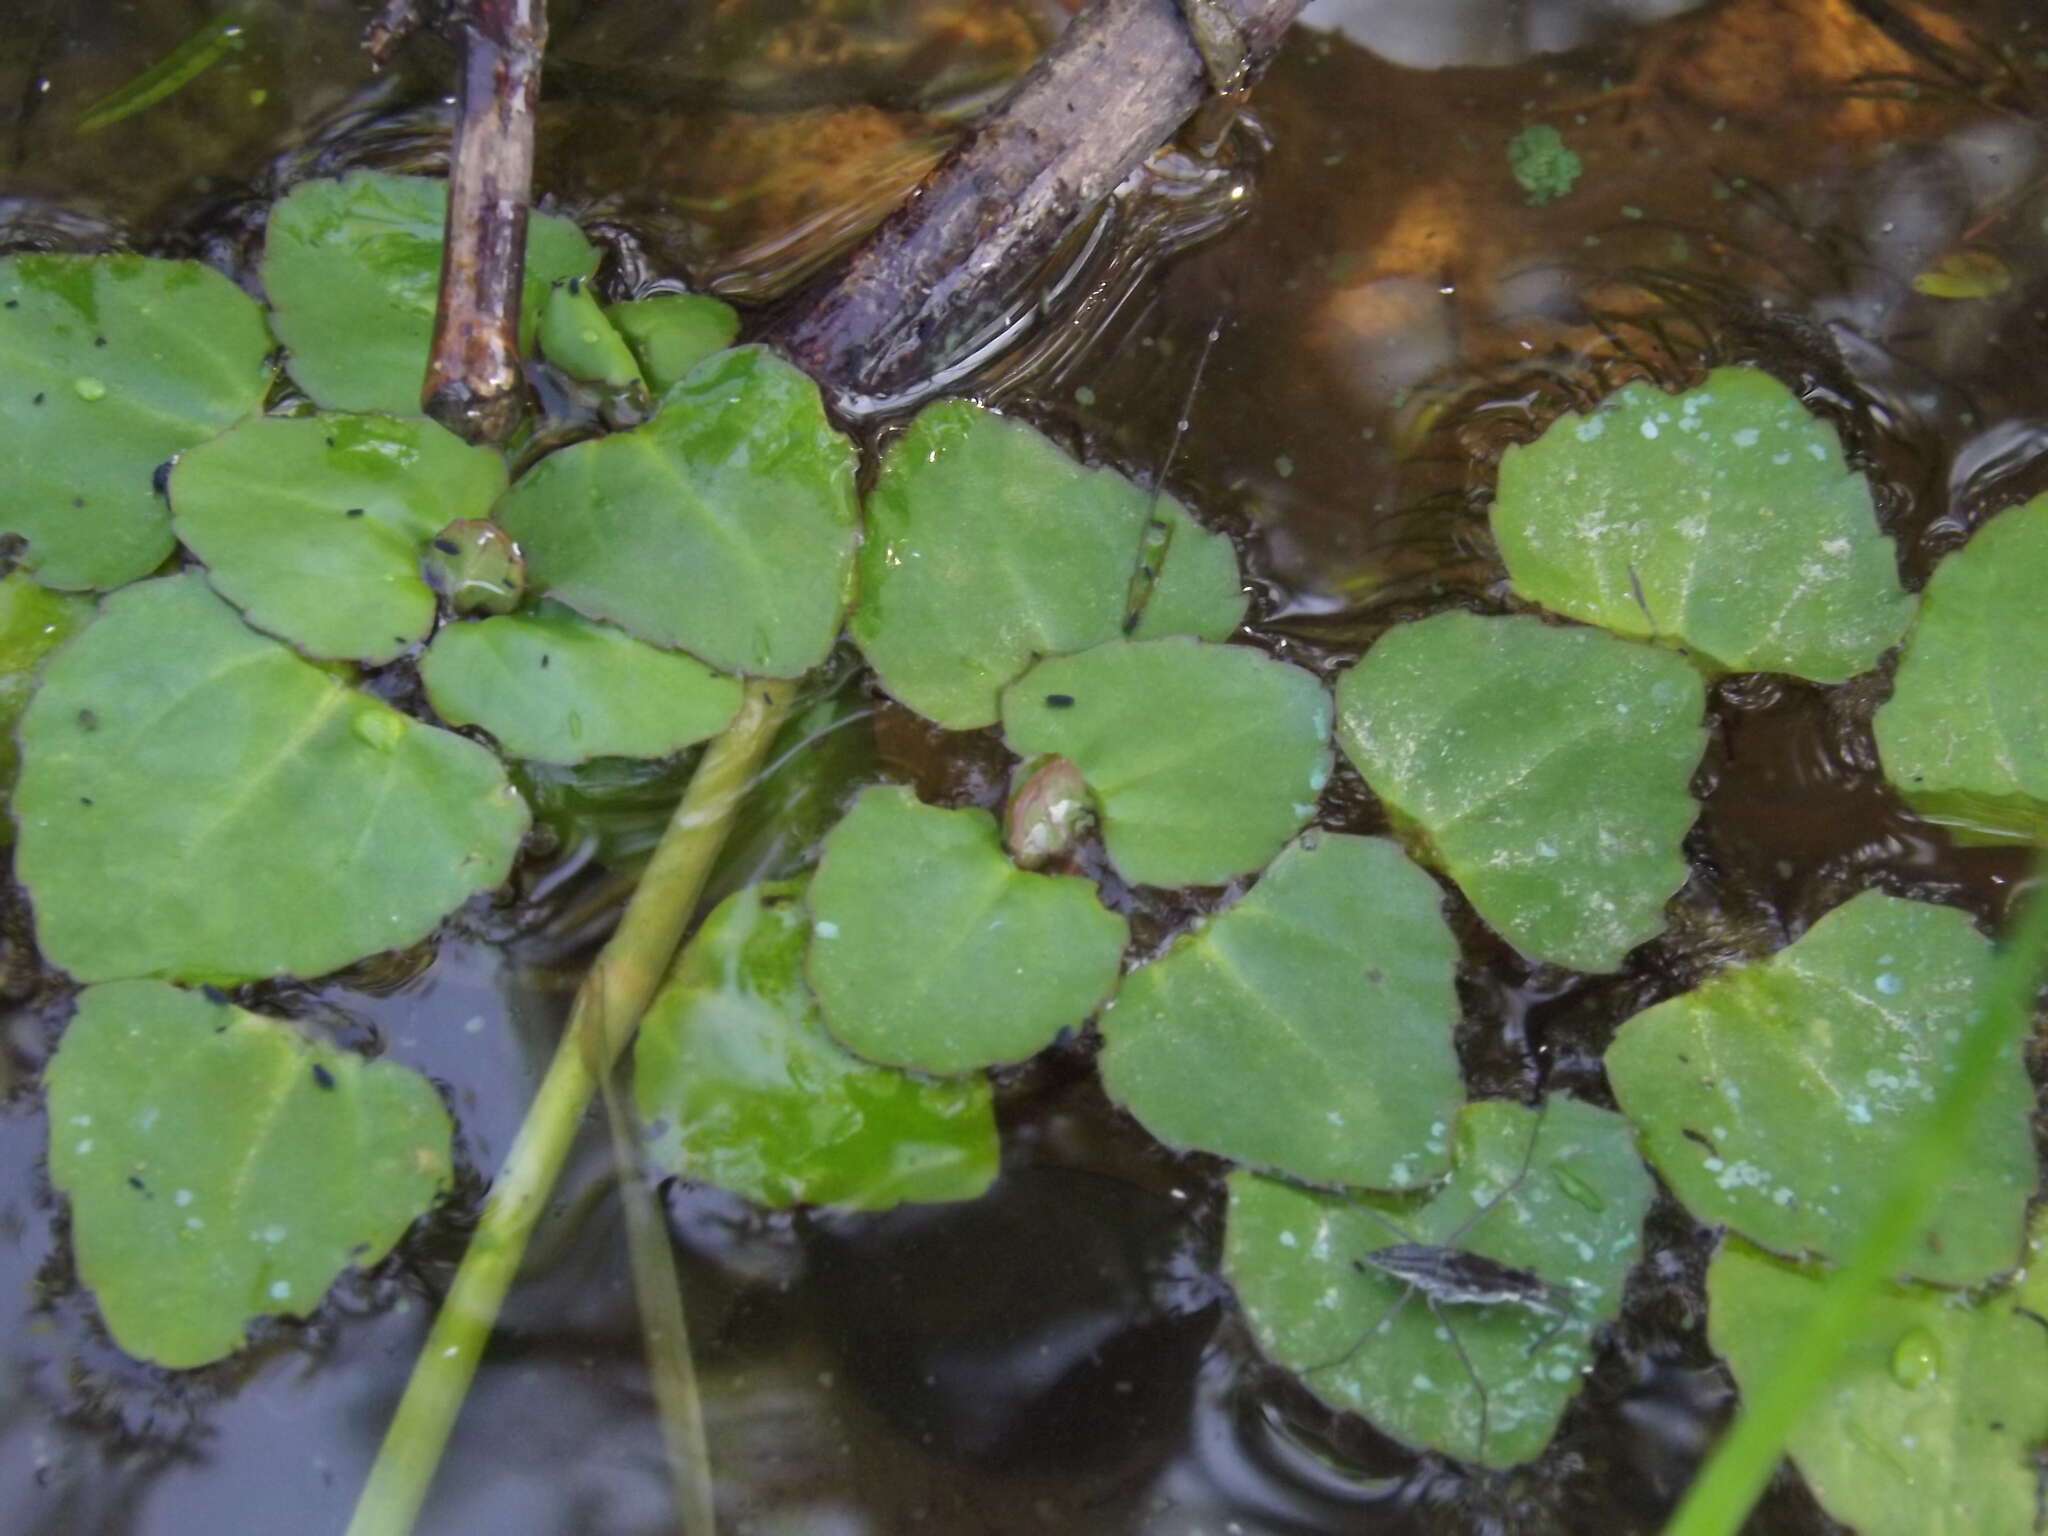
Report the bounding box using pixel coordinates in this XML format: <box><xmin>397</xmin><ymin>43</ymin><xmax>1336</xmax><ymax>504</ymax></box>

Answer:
<box><xmin>4</xmin><ymin>0</ymin><xmax>2048</xmax><ymax>1530</ymax></box>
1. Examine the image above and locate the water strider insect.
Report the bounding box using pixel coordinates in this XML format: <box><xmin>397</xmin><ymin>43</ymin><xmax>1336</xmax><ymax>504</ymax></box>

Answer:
<box><xmin>1308</xmin><ymin>1102</ymin><xmax>1578</xmax><ymax>1463</ymax></box>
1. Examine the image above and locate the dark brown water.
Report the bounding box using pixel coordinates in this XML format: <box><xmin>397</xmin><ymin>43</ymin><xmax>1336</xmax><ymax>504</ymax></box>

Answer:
<box><xmin>4</xmin><ymin>1</ymin><xmax>2047</xmax><ymax>1532</ymax></box>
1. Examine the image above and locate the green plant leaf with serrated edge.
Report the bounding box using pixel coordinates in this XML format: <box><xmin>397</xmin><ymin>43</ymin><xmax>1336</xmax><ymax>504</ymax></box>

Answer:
<box><xmin>1709</xmin><ymin>1214</ymin><xmax>2048</xmax><ymax>1536</ymax></box>
<box><xmin>170</xmin><ymin>412</ymin><xmax>507</xmax><ymax>663</ymax></box>
<box><xmin>15</xmin><ymin>575</ymin><xmax>528</xmax><ymax>985</ymax></box>
<box><xmin>46</xmin><ymin>980</ymin><xmax>452</xmax><ymax>1368</ymax></box>
<box><xmin>854</xmin><ymin>400</ymin><xmax>1247</xmax><ymax>730</ymax></box>
<box><xmin>1002</xmin><ymin>637</ymin><xmax>1332</xmax><ymax>889</ymax></box>
<box><xmin>498</xmin><ymin>346</ymin><xmax>857</xmax><ymax>678</ymax></box>
<box><xmin>0</xmin><ymin>254</ymin><xmax>272</xmax><ymax>589</ymax></box>
<box><xmin>262</xmin><ymin>170</ymin><xmax>597</xmax><ymax>415</ymax></box>
<box><xmin>1101</xmin><ymin>832</ymin><xmax>1464</xmax><ymax>1190</ymax></box>
<box><xmin>1874</xmin><ymin>492</ymin><xmax>2048</xmax><ymax>844</ymax></box>
<box><xmin>608</xmin><ymin>295</ymin><xmax>739</xmax><ymax>395</ymax></box>
<box><xmin>1492</xmin><ymin>366</ymin><xmax>1913</xmax><ymax>680</ymax></box>
<box><xmin>807</xmin><ymin>784</ymin><xmax>1126</xmax><ymax>1074</ymax></box>
<box><xmin>1225</xmin><ymin>1096</ymin><xmax>1652</xmax><ymax>1469</ymax></box>
<box><xmin>635</xmin><ymin>879</ymin><xmax>998</xmax><ymax>1209</ymax></box>
<box><xmin>1606</xmin><ymin>890</ymin><xmax>2033</xmax><ymax>1286</ymax></box>
<box><xmin>421</xmin><ymin>602</ymin><xmax>742</xmax><ymax>764</ymax></box>
<box><xmin>1336</xmin><ymin>611</ymin><xmax>1705</xmax><ymax>972</ymax></box>
<box><xmin>0</xmin><ymin>573</ymin><xmax>92</xmax><ymax>844</ymax></box>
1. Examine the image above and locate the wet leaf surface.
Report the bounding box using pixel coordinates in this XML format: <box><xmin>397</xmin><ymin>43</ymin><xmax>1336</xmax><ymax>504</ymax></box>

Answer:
<box><xmin>46</xmin><ymin>979</ymin><xmax>452</xmax><ymax>1368</ymax></box>
<box><xmin>1100</xmin><ymin>833</ymin><xmax>1464</xmax><ymax>1189</ymax></box>
<box><xmin>15</xmin><ymin>575</ymin><xmax>528</xmax><ymax>984</ymax></box>
<box><xmin>422</xmin><ymin>602</ymin><xmax>742</xmax><ymax>764</ymax></box>
<box><xmin>1225</xmin><ymin>1096</ymin><xmax>1652</xmax><ymax>1469</ymax></box>
<box><xmin>0</xmin><ymin>574</ymin><xmax>93</xmax><ymax>843</ymax></box>
<box><xmin>607</xmin><ymin>294</ymin><xmax>739</xmax><ymax>394</ymax></box>
<box><xmin>1606</xmin><ymin>891</ymin><xmax>2033</xmax><ymax>1286</ymax></box>
<box><xmin>806</xmin><ymin>784</ymin><xmax>1126</xmax><ymax>1073</ymax></box>
<box><xmin>1492</xmin><ymin>366</ymin><xmax>1914</xmax><ymax>680</ymax></box>
<box><xmin>1335</xmin><ymin>611</ymin><xmax>1705</xmax><ymax>971</ymax></box>
<box><xmin>1002</xmin><ymin>637</ymin><xmax>1331</xmax><ymax>889</ymax></box>
<box><xmin>635</xmin><ymin>880</ymin><xmax>998</xmax><ymax>1209</ymax></box>
<box><xmin>0</xmin><ymin>254</ymin><xmax>272</xmax><ymax>590</ymax></box>
<box><xmin>498</xmin><ymin>346</ymin><xmax>858</xmax><ymax>678</ymax></box>
<box><xmin>1874</xmin><ymin>492</ymin><xmax>2048</xmax><ymax>843</ymax></box>
<box><xmin>262</xmin><ymin>170</ymin><xmax>597</xmax><ymax>415</ymax></box>
<box><xmin>170</xmin><ymin>412</ymin><xmax>507</xmax><ymax>663</ymax></box>
<box><xmin>853</xmin><ymin>401</ymin><xmax>1245</xmax><ymax>730</ymax></box>
<box><xmin>1710</xmin><ymin>1215</ymin><xmax>2048</xmax><ymax>1536</ymax></box>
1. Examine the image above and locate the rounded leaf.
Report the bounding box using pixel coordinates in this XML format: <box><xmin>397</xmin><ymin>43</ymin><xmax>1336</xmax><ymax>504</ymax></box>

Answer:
<box><xmin>1493</xmin><ymin>366</ymin><xmax>1914</xmax><ymax>680</ymax></box>
<box><xmin>0</xmin><ymin>254</ymin><xmax>272</xmax><ymax>589</ymax></box>
<box><xmin>854</xmin><ymin>401</ymin><xmax>1246</xmax><ymax>730</ymax></box>
<box><xmin>169</xmin><ymin>412</ymin><xmax>508</xmax><ymax>662</ymax></box>
<box><xmin>262</xmin><ymin>170</ymin><xmax>598</xmax><ymax>414</ymax></box>
<box><xmin>1606</xmin><ymin>891</ymin><xmax>2033</xmax><ymax>1285</ymax></box>
<box><xmin>635</xmin><ymin>880</ymin><xmax>999</xmax><ymax>1209</ymax></box>
<box><xmin>807</xmin><ymin>784</ymin><xmax>1127</xmax><ymax>1074</ymax></box>
<box><xmin>15</xmin><ymin>575</ymin><xmax>529</xmax><ymax>984</ymax></box>
<box><xmin>1336</xmin><ymin>611</ymin><xmax>1705</xmax><ymax>972</ymax></box>
<box><xmin>1225</xmin><ymin>1097</ymin><xmax>1653</xmax><ymax>1468</ymax></box>
<box><xmin>1102</xmin><ymin>833</ymin><xmax>1464</xmax><ymax>1189</ymax></box>
<box><xmin>46</xmin><ymin>980</ymin><xmax>452</xmax><ymax>1367</ymax></box>
<box><xmin>1003</xmin><ymin>637</ymin><xmax>1333</xmax><ymax>889</ymax></box>
<box><xmin>607</xmin><ymin>294</ymin><xmax>738</xmax><ymax>395</ymax></box>
<box><xmin>497</xmin><ymin>346</ymin><xmax>858</xmax><ymax>678</ymax></box>
<box><xmin>421</xmin><ymin>603</ymin><xmax>743</xmax><ymax>764</ymax></box>
<box><xmin>1874</xmin><ymin>493</ymin><xmax>2048</xmax><ymax>843</ymax></box>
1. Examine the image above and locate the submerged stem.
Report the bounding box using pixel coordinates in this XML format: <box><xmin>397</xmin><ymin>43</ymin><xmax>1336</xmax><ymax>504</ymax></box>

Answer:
<box><xmin>347</xmin><ymin>680</ymin><xmax>797</xmax><ymax>1536</ymax></box>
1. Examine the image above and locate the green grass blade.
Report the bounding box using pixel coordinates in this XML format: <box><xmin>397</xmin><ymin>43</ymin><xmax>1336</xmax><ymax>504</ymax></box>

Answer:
<box><xmin>76</xmin><ymin>10</ymin><xmax>249</xmax><ymax>135</ymax></box>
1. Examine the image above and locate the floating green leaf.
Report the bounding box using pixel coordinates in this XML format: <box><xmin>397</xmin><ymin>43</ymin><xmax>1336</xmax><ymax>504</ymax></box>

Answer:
<box><xmin>853</xmin><ymin>401</ymin><xmax>1247</xmax><ymax>730</ymax></box>
<box><xmin>635</xmin><ymin>880</ymin><xmax>999</xmax><ymax>1209</ymax></box>
<box><xmin>1226</xmin><ymin>1097</ymin><xmax>1653</xmax><ymax>1468</ymax></box>
<box><xmin>1873</xmin><ymin>493</ymin><xmax>2048</xmax><ymax>843</ymax></box>
<box><xmin>1492</xmin><ymin>366</ymin><xmax>1914</xmax><ymax>680</ymax></box>
<box><xmin>420</xmin><ymin>602</ymin><xmax>742</xmax><ymax>764</ymax></box>
<box><xmin>1709</xmin><ymin>1217</ymin><xmax>2048</xmax><ymax>1536</ymax></box>
<box><xmin>169</xmin><ymin>412</ymin><xmax>507</xmax><ymax>662</ymax></box>
<box><xmin>1335</xmin><ymin>611</ymin><xmax>1705</xmax><ymax>971</ymax></box>
<box><xmin>0</xmin><ymin>253</ymin><xmax>272</xmax><ymax>589</ymax></box>
<box><xmin>1606</xmin><ymin>891</ymin><xmax>2033</xmax><ymax>1286</ymax></box>
<box><xmin>1101</xmin><ymin>833</ymin><xmax>1464</xmax><ymax>1189</ymax></box>
<box><xmin>607</xmin><ymin>294</ymin><xmax>739</xmax><ymax>395</ymax></box>
<box><xmin>1003</xmin><ymin>638</ymin><xmax>1332</xmax><ymax>889</ymax></box>
<box><xmin>806</xmin><ymin>784</ymin><xmax>1126</xmax><ymax>1073</ymax></box>
<box><xmin>262</xmin><ymin>170</ymin><xmax>597</xmax><ymax>415</ymax></box>
<box><xmin>1911</xmin><ymin>247</ymin><xmax>2012</xmax><ymax>301</ymax></box>
<box><xmin>46</xmin><ymin>979</ymin><xmax>453</xmax><ymax>1368</ymax></box>
<box><xmin>15</xmin><ymin>575</ymin><xmax>528</xmax><ymax>984</ymax></box>
<box><xmin>497</xmin><ymin>346</ymin><xmax>857</xmax><ymax>678</ymax></box>
<box><xmin>538</xmin><ymin>277</ymin><xmax>644</xmax><ymax>390</ymax></box>
<box><xmin>0</xmin><ymin>574</ymin><xmax>92</xmax><ymax>842</ymax></box>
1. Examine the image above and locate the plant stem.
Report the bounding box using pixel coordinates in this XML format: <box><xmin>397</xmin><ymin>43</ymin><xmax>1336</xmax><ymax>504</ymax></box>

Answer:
<box><xmin>1663</xmin><ymin>873</ymin><xmax>2048</xmax><ymax>1536</ymax></box>
<box><xmin>347</xmin><ymin>680</ymin><xmax>797</xmax><ymax>1536</ymax></box>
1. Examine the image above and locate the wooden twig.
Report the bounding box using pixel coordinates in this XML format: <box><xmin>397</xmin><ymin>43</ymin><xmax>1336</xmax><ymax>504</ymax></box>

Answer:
<box><xmin>770</xmin><ymin>0</ymin><xmax>1303</xmax><ymax>412</ymax></box>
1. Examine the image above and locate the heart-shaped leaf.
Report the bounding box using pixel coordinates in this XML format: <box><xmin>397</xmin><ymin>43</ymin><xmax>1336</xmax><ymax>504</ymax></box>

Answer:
<box><xmin>1225</xmin><ymin>1096</ymin><xmax>1653</xmax><ymax>1468</ymax></box>
<box><xmin>1335</xmin><ymin>611</ymin><xmax>1706</xmax><ymax>972</ymax></box>
<box><xmin>15</xmin><ymin>575</ymin><xmax>529</xmax><ymax>984</ymax></box>
<box><xmin>1709</xmin><ymin>1218</ymin><xmax>2048</xmax><ymax>1536</ymax></box>
<box><xmin>1101</xmin><ymin>832</ymin><xmax>1464</xmax><ymax>1189</ymax></box>
<box><xmin>635</xmin><ymin>880</ymin><xmax>999</xmax><ymax>1209</ymax></box>
<box><xmin>169</xmin><ymin>412</ymin><xmax>507</xmax><ymax>662</ymax></box>
<box><xmin>1002</xmin><ymin>638</ymin><xmax>1332</xmax><ymax>889</ymax></box>
<box><xmin>853</xmin><ymin>400</ymin><xmax>1246</xmax><ymax>730</ymax></box>
<box><xmin>46</xmin><ymin>979</ymin><xmax>452</xmax><ymax>1367</ymax></box>
<box><xmin>1606</xmin><ymin>891</ymin><xmax>2033</xmax><ymax>1285</ymax></box>
<box><xmin>262</xmin><ymin>170</ymin><xmax>598</xmax><ymax>415</ymax></box>
<box><xmin>607</xmin><ymin>294</ymin><xmax>738</xmax><ymax>395</ymax></box>
<box><xmin>0</xmin><ymin>253</ymin><xmax>273</xmax><ymax>589</ymax></box>
<box><xmin>420</xmin><ymin>602</ymin><xmax>743</xmax><ymax>764</ymax></box>
<box><xmin>497</xmin><ymin>346</ymin><xmax>858</xmax><ymax>678</ymax></box>
<box><xmin>1492</xmin><ymin>366</ymin><xmax>1914</xmax><ymax>680</ymax></box>
<box><xmin>806</xmin><ymin>784</ymin><xmax>1126</xmax><ymax>1074</ymax></box>
<box><xmin>1873</xmin><ymin>492</ymin><xmax>2048</xmax><ymax>844</ymax></box>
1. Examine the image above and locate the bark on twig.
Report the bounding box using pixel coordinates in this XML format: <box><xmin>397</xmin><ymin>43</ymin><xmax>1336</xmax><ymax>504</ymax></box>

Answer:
<box><xmin>770</xmin><ymin>0</ymin><xmax>1303</xmax><ymax>411</ymax></box>
<box><xmin>419</xmin><ymin>0</ymin><xmax>545</xmax><ymax>445</ymax></box>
